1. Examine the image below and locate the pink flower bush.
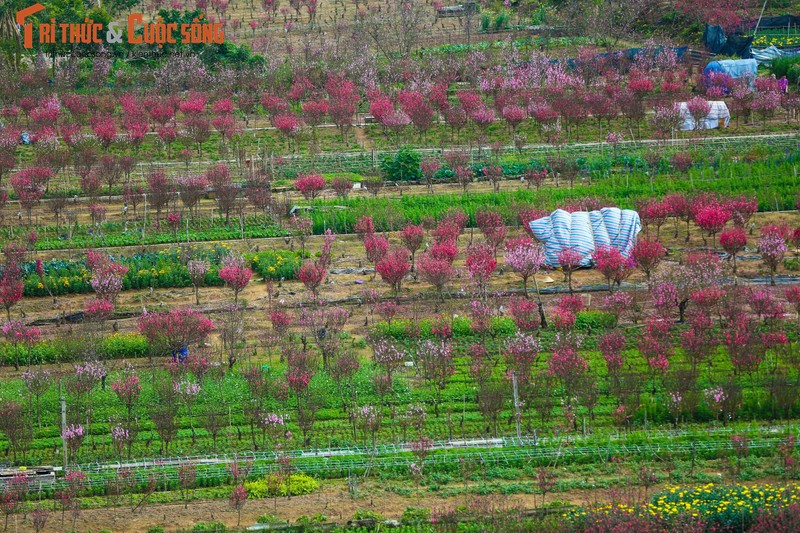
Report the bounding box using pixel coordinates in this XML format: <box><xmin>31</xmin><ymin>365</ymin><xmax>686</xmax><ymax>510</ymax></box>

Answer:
<box><xmin>84</xmin><ymin>298</ymin><xmax>114</xmax><ymax>323</ymax></box>
<box><xmin>599</xmin><ymin>331</ymin><xmax>626</xmax><ymax>376</ymax></box>
<box><xmin>417</xmin><ymin>253</ymin><xmax>454</xmax><ymax>297</ymax></box>
<box><xmin>62</xmin><ymin>424</ymin><xmax>85</xmax><ymax>461</ymax></box>
<box><xmin>557</xmin><ymin>247</ymin><xmax>582</xmax><ymax>292</ymax></box>
<box><xmin>376</xmin><ymin>247</ymin><xmax>411</xmax><ymax>294</ymax></box>
<box><xmin>465</xmin><ymin>243</ymin><xmax>496</xmax><ymax>298</ymax></box>
<box><xmin>503</xmin><ymin>332</ymin><xmax>540</xmax><ymax>384</ymax></box>
<box><xmin>90</xmin><ymin>260</ymin><xmax>128</xmax><ymax>304</ymax></box>
<box><xmin>508</xmin><ymin>297</ymin><xmax>538</xmax><ymax>331</ymax></box>
<box><xmin>111</xmin><ymin>370</ymin><xmax>141</xmax><ymax>407</ymax></box>
<box><xmin>594</xmin><ymin>246</ymin><xmax>634</xmax><ymax>292</ymax></box>
<box><xmin>547</xmin><ymin>336</ymin><xmax>587</xmax><ymax>386</ymax></box>
<box><xmin>504</xmin><ymin>238</ymin><xmax>545</xmax><ymax>296</ymax></box>
<box><xmin>603</xmin><ymin>291</ymin><xmax>633</xmax><ymax>320</ymax></box>
<box><xmin>399</xmin><ymin>225</ymin><xmax>425</xmax><ymax>271</ymax></box>
<box><xmin>639</xmin><ymin>318</ymin><xmax>672</xmax><ymax>374</ymax></box>
<box><xmin>219</xmin><ymin>254</ymin><xmax>252</xmax><ymax>303</ymax></box>
<box><xmin>429</xmin><ymin>240</ymin><xmax>458</xmax><ymax>264</ymax></box>
<box><xmin>187</xmin><ymin>259</ymin><xmax>209</xmax><ymax>305</ymax></box>
<box><xmin>138</xmin><ymin>308</ymin><xmax>214</xmax><ymax>353</ymax></box>
<box><xmin>758</xmin><ymin>232</ymin><xmax>787</xmax><ymax>285</ymax></box>
<box><xmin>294</xmin><ymin>173</ymin><xmax>326</xmax><ymax>200</ymax></box>
<box><xmin>364</xmin><ymin>234</ymin><xmax>389</xmax><ymax>268</ymax></box>
<box><xmin>631</xmin><ymin>239</ymin><xmax>665</xmax><ymax>281</ymax></box>
<box><xmin>296</xmin><ymin>260</ymin><xmax>327</xmax><ymax>297</ymax></box>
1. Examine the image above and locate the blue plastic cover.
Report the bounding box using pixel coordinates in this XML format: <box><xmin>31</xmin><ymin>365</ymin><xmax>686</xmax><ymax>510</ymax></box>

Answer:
<box><xmin>529</xmin><ymin>208</ymin><xmax>642</xmax><ymax>268</ymax></box>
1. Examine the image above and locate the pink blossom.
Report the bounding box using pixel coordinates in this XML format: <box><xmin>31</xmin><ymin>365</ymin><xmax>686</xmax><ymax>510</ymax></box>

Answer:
<box><xmin>465</xmin><ymin>243</ymin><xmax>496</xmax><ymax>297</ymax></box>
<box><xmin>504</xmin><ymin>238</ymin><xmax>545</xmax><ymax>295</ymax></box>
<box><xmin>219</xmin><ymin>254</ymin><xmax>252</xmax><ymax>302</ymax></box>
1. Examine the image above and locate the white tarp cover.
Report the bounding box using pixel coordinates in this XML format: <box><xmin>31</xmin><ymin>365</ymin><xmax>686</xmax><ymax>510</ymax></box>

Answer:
<box><xmin>752</xmin><ymin>46</ymin><xmax>784</xmax><ymax>65</ymax></box>
<box><xmin>679</xmin><ymin>101</ymin><xmax>731</xmax><ymax>130</ymax></box>
<box><xmin>528</xmin><ymin>208</ymin><xmax>642</xmax><ymax>268</ymax></box>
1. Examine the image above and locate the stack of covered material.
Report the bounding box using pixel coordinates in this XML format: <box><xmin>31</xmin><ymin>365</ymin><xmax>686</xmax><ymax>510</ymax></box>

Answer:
<box><xmin>529</xmin><ymin>208</ymin><xmax>641</xmax><ymax>268</ymax></box>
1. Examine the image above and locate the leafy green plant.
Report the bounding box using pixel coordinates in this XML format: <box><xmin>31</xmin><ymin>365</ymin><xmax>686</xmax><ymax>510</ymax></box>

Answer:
<box><xmin>575</xmin><ymin>311</ymin><xmax>618</xmax><ymax>332</ymax></box>
<box><xmin>0</xmin><ymin>333</ymin><xmax>149</xmax><ymax>366</ymax></box>
<box><xmin>191</xmin><ymin>522</ymin><xmax>227</xmax><ymax>532</ymax></box>
<box><xmin>381</xmin><ymin>148</ymin><xmax>422</xmax><ymax>181</ymax></box>
<box><xmin>296</xmin><ymin>514</ymin><xmax>327</xmax><ymax>524</ymax></box>
<box><xmin>249</xmin><ymin>250</ymin><xmax>302</xmax><ymax>280</ymax></box>
<box><xmin>352</xmin><ymin>509</ymin><xmax>382</xmax><ymax>521</ymax></box>
<box><xmin>493</xmin><ymin>11</ymin><xmax>510</xmax><ymax>31</ymax></box>
<box><xmin>401</xmin><ymin>506</ymin><xmax>431</xmax><ymax>525</ymax></box>
<box><xmin>256</xmin><ymin>514</ymin><xmax>282</xmax><ymax>524</ymax></box>
<box><xmin>374</xmin><ymin>316</ymin><xmax>517</xmax><ymax>340</ymax></box>
<box><xmin>21</xmin><ymin>248</ymin><xmax>300</xmax><ymax>298</ymax></box>
<box><xmin>244</xmin><ymin>473</ymin><xmax>319</xmax><ymax>498</ymax></box>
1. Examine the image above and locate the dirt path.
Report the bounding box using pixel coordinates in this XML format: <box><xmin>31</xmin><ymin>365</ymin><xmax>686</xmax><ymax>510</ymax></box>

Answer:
<box><xmin>353</xmin><ymin>125</ymin><xmax>373</xmax><ymax>152</ymax></box>
<box><xmin>24</xmin><ymin>480</ymin><xmax>667</xmax><ymax>532</ymax></box>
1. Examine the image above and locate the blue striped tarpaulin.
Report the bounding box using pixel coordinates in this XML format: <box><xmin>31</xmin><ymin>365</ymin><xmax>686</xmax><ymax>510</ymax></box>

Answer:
<box><xmin>529</xmin><ymin>208</ymin><xmax>641</xmax><ymax>268</ymax></box>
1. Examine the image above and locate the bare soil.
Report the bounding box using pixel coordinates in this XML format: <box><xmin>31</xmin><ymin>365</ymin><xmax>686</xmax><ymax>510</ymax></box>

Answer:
<box><xmin>2</xmin><ymin>209</ymin><xmax>796</xmax><ymax>384</ymax></box>
<box><xmin>11</xmin><ymin>479</ymin><xmax>681</xmax><ymax>532</ymax></box>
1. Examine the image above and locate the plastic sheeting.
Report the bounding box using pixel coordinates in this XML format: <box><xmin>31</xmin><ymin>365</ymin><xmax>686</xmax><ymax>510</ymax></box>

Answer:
<box><xmin>752</xmin><ymin>46</ymin><xmax>800</xmax><ymax>65</ymax></box>
<box><xmin>679</xmin><ymin>101</ymin><xmax>731</xmax><ymax>130</ymax></box>
<box><xmin>703</xmin><ymin>25</ymin><xmax>754</xmax><ymax>58</ymax></box>
<box><xmin>528</xmin><ymin>208</ymin><xmax>641</xmax><ymax>268</ymax></box>
<box><xmin>753</xmin><ymin>15</ymin><xmax>800</xmax><ymax>29</ymax></box>
<box><xmin>704</xmin><ymin>58</ymin><xmax>759</xmax><ymax>80</ymax></box>
<box><xmin>752</xmin><ymin>45</ymin><xmax>785</xmax><ymax>65</ymax></box>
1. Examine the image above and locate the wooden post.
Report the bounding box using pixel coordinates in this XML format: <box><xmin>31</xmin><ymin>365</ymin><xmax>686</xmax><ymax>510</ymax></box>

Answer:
<box><xmin>61</xmin><ymin>397</ymin><xmax>67</xmax><ymax>471</ymax></box>
<box><xmin>512</xmin><ymin>372</ymin><xmax>521</xmax><ymax>441</ymax></box>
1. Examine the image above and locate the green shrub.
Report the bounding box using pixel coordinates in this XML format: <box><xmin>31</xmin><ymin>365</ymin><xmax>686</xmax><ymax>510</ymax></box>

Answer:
<box><xmin>245</xmin><ymin>473</ymin><xmax>319</xmax><ymax>498</ymax></box>
<box><xmin>248</xmin><ymin>250</ymin><xmax>301</xmax><ymax>280</ymax></box>
<box><xmin>374</xmin><ymin>316</ymin><xmax>518</xmax><ymax>340</ymax></box>
<box><xmin>192</xmin><ymin>522</ymin><xmax>227</xmax><ymax>532</ymax></box>
<box><xmin>451</xmin><ymin>316</ymin><xmax>473</xmax><ymax>337</ymax></box>
<box><xmin>784</xmin><ymin>257</ymin><xmax>800</xmax><ymax>271</ymax></box>
<box><xmin>147</xmin><ymin>527</ymin><xmax>166</xmax><ymax>533</ymax></box>
<box><xmin>352</xmin><ymin>509</ymin><xmax>382</xmax><ymax>521</ymax></box>
<box><xmin>493</xmin><ymin>11</ymin><xmax>509</xmax><ymax>30</ymax></box>
<box><xmin>381</xmin><ymin>148</ymin><xmax>422</xmax><ymax>182</ymax></box>
<box><xmin>0</xmin><ymin>333</ymin><xmax>150</xmax><ymax>366</ymax></box>
<box><xmin>373</xmin><ymin>319</ymin><xmax>415</xmax><ymax>340</ymax></box>
<box><xmin>771</xmin><ymin>55</ymin><xmax>800</xmax><ymax>84</ymax></box>
<box><xmin>490</xmin><ymin>317</ymin><xmax>517</xmax><ymax>336</ymax></box>
<box><xmin>21</xmin><ymin>248</ymin><xmax>300</xmax><ymax>298</ymax></box>
<box><xmin>256</xmin><ymin>514</ymin><xmax>282</xmax><ymax>524</ymax></box>
<box><xmin>284</xmin><ymin>472</ymin><xmax>319</xmax><ymax>496</ymax></box>
<box><xmin>104</xmin><ymin>333</ymin><xmax>149</xmax><ymax>359</ymax></box>
<box><xmin>574</xmin><ymin>310</ymin><xmax>617</xmax><ymax>332</ymax></box>
<box><xmin>401</xmin><ymin>506</ymin><xmax>431</xmax><ymax>525</ymax></box>
<box><xmin>296</xmin><ymin>513</ymin><xmax>327</xmax><ymax>524</ymax></box>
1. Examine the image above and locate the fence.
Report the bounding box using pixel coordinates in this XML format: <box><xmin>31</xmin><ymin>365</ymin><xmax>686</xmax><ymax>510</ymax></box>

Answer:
<box><xmin>20</xmin><ymin>424</ymin><xmax>796</xmax><ymax>493</ymax></box>
<box><xmin>64</xmin><ymin>132</ymin><xmax>800</xmax><ymax>185</ymax></box>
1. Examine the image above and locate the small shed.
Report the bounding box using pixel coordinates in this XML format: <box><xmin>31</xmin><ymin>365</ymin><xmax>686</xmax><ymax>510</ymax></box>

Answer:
<box><xmin>679</xmin><ymin>101</ymin><xmax>731</xmax><ymax>130</ymax></box>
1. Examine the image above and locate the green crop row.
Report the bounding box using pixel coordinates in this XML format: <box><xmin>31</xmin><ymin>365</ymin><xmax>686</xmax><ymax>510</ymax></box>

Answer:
<box><xmin>305</xmin><ymin>154</ymin><xmax>800</xmax><ymax>234</ymax></box>
<box><xmin>25</xmin><ymin>216</ymin><xmax>289</xmax><ymax>251</ymax></box>
<box><xmin>0</xmin><ymin>333</ymin><xmax>149</xmax><ymax>366</ymax></box>
<box><xmin>21</xmin><ymin>248</ymin><xmax>301</xmax><ymax>298</ymax></box>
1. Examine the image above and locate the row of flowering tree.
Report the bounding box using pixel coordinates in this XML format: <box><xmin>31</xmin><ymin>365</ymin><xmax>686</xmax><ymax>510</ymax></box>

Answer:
<box><xmin>0</xmin><ymin>51</ymin><xmax>794</xmax><ymax>189</ymax></box>
<box><xmin>9</xmin><ymin>56</ymin><xmax>792</xmax><ymax>134</ymax></box>
<box><xmin>0</xmin><ymin>271</ymin><xmax>799</xmax><ymax>464</ymax></box>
